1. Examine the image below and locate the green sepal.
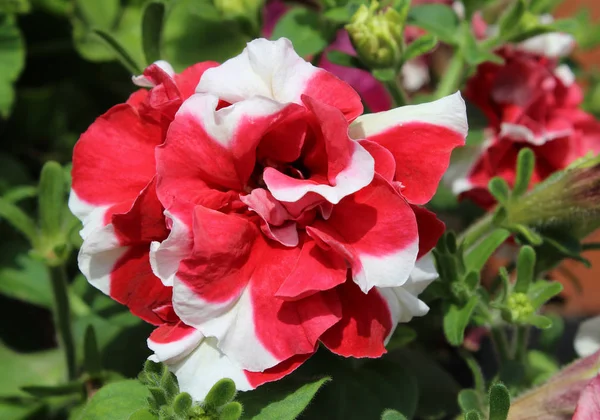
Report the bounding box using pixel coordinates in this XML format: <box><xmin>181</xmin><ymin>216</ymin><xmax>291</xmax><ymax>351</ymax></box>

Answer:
<box><xmin>488</xmin><ymin>383</ymin><xmax>510</xmax><ymax>420</ymax></box>
<box><xmin>204</xmin><ymin>378</ymin><xmax>237</xmax><ymax>408</ymax></box>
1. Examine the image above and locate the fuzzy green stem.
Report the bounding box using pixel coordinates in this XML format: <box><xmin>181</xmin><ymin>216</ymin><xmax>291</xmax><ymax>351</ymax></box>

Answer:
<box><xmin>434</xmin><ymin>51</ymin><xmax>464</xmax><ymax>99</ymax></box>
<box><xmin>50</xmin><ymin>265</ymin><xmax>76</xmax><ymax>380</ymax></box>
<box><xmin>490</xmin><ymin>326</ymin><xmax>510</xmax><ymax>365</ymax></box>
<box><xmin>513</xmin><ymin>326</ymin><xmax>530</xmax><ymax>363</ymax></box>
<box><xmin>458</xmin><ymin>211</ymin><xmax>495</xmax><ymax>249</ymax></box>
<box><xmin>384</xmin><ymin>78</ymin><xmax>408</xmax><ymax>107</ymax></box>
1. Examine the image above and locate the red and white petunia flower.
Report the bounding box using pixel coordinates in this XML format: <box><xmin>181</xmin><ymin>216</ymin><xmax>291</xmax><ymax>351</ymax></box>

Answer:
<box><xmin>454</xmin><ymin>48</ymin><xmax>600</xmax><ymax>207</ymax></box>
<box><xmin>71</xmin><ymin>37</ymin><xmax>467</xmax><ymax>401</ymax></box>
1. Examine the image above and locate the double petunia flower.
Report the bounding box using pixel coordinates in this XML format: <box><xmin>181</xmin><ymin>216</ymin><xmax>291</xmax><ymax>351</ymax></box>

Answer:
<box><xmin>70</xmin><ymin>38</ymin><xmax>467</xmax><ymax>400</ymax></box>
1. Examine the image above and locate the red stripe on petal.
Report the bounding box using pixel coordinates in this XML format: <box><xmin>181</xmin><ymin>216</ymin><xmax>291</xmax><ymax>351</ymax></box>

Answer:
<box><xmin>110</xmin><ymin>245</ymin><xmax>173</xmax><ymax>325</ymax></box>
<box><xmin>411</xmin><ymin>205</ymin><xmax>445</xmax><ymax>259</ymax></box>
<box><xmin>367</xmin><ymin>122</ymin><xmax>465</xmax><ymax>205</ymax></box>
<box><xmin>358</xmin><ymin>139</ymin><xmax>396</xmax><ymax>182</ymax></box>
<box><xmin>72</xmin><ymin>104</ymin><xmax>162</xmax><ymax>207</ymax></box>
<box><xmin>320</xmin><ymin>280</ymin><xmax>392</xmax><ymax>358</ymax></box>
<box><xmin>276</xmin><ymin>239</ymin><xmax>347</xmax><ymax>300</ymax></box>
<box><xmin>304</xmin><ymin>70</ymin><xmax>364</xmax><ymax>122</ymax></box>
<box><xmin>149</xmin><ymin>321</ymin><xmax>196</xmax><ymax>345</ymax></box>
<box><xmin>244</xmin><ymin>352</ymin><xmax>313</xmax><ymax>388</ymax></box>
<box><xmin>177</xmin><ymin>206</ymin><xmax>258</xmax><ymax>303</ymax></box>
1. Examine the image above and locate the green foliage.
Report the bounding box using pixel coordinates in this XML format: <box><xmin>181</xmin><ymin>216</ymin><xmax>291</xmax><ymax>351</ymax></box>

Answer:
<box><xmin>488</xmin><ymin>383</ymin><xmax>510</xmax><ymax>420</ymax></box>
<box><xmin>403</xmin><ymin>34</ymin><xmax>438</xmax><ymax>63</ymax></box>
<box><xmin>142</xmin><ymin>1</ymin><xmax>166</xmax><ymax>65</ymax></box>
<box><xmin>79</xmin><ymin>380</ymin><xmax>152</xmax><ymax>419</ymax></box>
<box><xmin>381</xmin><ymin>409</ymin><xmax>407</xmax><ymax>420</ymax></box>
<box><xmin>407</xmin><ymin>4</ymin><xmax>459</xmax><ymax>45</ymax></box>
<box><xmin>272</xmin><ymin>8</ymin><xmax>329</xmax><ymax>58</ymax></box>
<box><xmin>244</xmin><ymin>377</ymin><xmax>329</xmax><ymax>420</ymax></box>
<box><xmin>0</xmin><ymin>15</ymin><xmax>25</xmax><ymax>118</ymax></box>
<box><xmin>444</xmin><ymin>296</ymin><xmax>478</xmax><ymax>346</ymax></box>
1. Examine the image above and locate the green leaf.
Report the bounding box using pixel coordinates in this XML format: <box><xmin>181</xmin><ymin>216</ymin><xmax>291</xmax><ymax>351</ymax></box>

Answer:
<box><xmin>241</xmin><ymin>377</ymin><xmax>330</xmax><ymax>420</ymax></box>
<box><xmin>0</xmin><ymin>198</ymin><xmax>37</xmax><ymax>245</ymax></box>
<box><xmin>464</xmin><ymin>229</ymin><xmax>511</xmax><ymax>273</ymax></box>
<box><xmin>272</xmin><ymin>8</ymin><xmax>328</xmax><ymax>57</ymax></box>
<box><xmin>21</xmin><ymin>381</ymin><xmax>83</xmax><ymax>397</ymax></box>
<box><xmin>142</xmin><ymin>1</ymin><xmax>166</xmax><ymax>65</ymax></box>
<box><xmin>498</xmin><ymin>0</ymin><xmax>525</xmax><ymax>38</ymax></box>
<box><xmin>0</xmin><ymin>246</ymin><xmax>52</xmax><ymax>308</ymax></box>
<box><xmin>465</xmin><ymin>410</ymin><xmax>483</xmax><ymax>420</ymax></box>
<box><xmin>403</xmin><ymin>34</ymin><xmax>438</xmax><ymax>62</ymax></box>
<box><xmin>372</xmin><ymin>68</ymin><xmax>396</xmax><ymax>82</ymax></box>
<box><xmin>458</xmin><ymin>389</ymin><xmax>482</xmax><ymax>413</ymax></box>
<box><xmin>75</xmin><ymin>0</ymin><xmax>119</xmax><ymax>29</ymax></box>
<box><xmin>162</xmin><ymin>0</ymin><xmax>249</xmax><ymax>69</ymax></box>
<box><xmin>0</xmin><ymin>0</ymin><xmax>31</xmax><ymax>14</ymax></box>
<box><xmin>488</xmin><ymin>177</ymin><xmax>510</xmax><ymax>204</ymax></box>
<box><xmin>172</xmin><ymin>392</ymin><xmax>192</xmax><ymax>415</ymax></box>
<box><xmin>3</xmin><ymin>186</ymin><xmax>37</xmax><ymax>204</ymax></box>
<box><xmin>0</xmin><ymin>15</ymin><xmax>25</xmax><ymax>118</ymax></box>
<box><xmin>84</xmin><ymin>325</ymin><xmax>102</xmax><ymax>376</ymax></box>
<box><xmin>538</xmin><ymin>313</ymin><xmax>564</xmax><ymax>349</ymax></box>
<box><xmin>92</xmin><ymin>29</ymin><xmax>142</xmax><ymax>74</ymax></box>
<box><xmin>529</xmin><ymin>0</ymin><xmax>561</xmax><ymax>14</ymax></box>
<box><xmin>79</xmin><ymin>380</ymin><xmax>151</xmax><ymax>420</ymax></box>
<box><xmin>219</xmin><ymin>401</ymin><xmax>243</xmax><ymax>420</ymax></box>
<box><xmin>323</xmin><ymin>7</ymin><xmax>351</xmax><ymax>24</ymax></box>
<box><xmin>205</xmin><ymin>378</ymin><xmax>237</xmax><ymax>408</ymax></box>
<box><xmin>528</xmin><ymin>280</ymin><xmax>563</xmax><ymax>309</ymax></box>
<box><xmin>0</xmin><ymin>399</ymin><xmax>45</xmax><ymax>420</ymax></box>
<box><xmin>528</xmin><ymin>314</ymin><xmax>552</xmax><ymax>329</ymax></box>
<box><xmin>510</xmin><ymin>224</ymin><xmax>543</xmax><ymax>246</ymax></box>
<box><xmin>129</xmin><ymin>408</ymin><xmax>158</xmax><ymax>420</ymax></box>
<box><xmin>0</xmin><ymin>343</ymin><xmax>65</xmax><ymax>397</ymax></box>
<box><xmin>38</xmin><ymin>161</ymin><xmax>65</xmax><ymax>241</ymax></box>
<box><xmin>381</xmin><ymin>409</ymin><xmax>407</xmax><ymax>420</ymax></box>
<box><xmin>514</xmin><ymin>246</ymin><xmax>535</xmax><ymax>293</ymax></box>
<box><xmin>444</xmin><ymin>296</ymin><xmax>478</xmax><ymax>346</ymax></box>
<box><xmin>462</xmin><ymin>351</ymin><xmax>485</xmax><ymax>394</ymax></box>
<box><xmin>325</xmin><ymin>50</ymin><xmax>367</xmax><ymax>70</ymax></box>
<box><xmin>512</xmin><ymin>148</ymin><xmax>535</xmax><ymax>197</ymax></box>
<box><xmin>407</xmin><ymin>4</ymin><xmax>459</xmax><ymax>44</ymax></box>
<box><xmin>488</xmin><ymin>383</ymin><xmax>510</xmax><ymax>420</ymax></box>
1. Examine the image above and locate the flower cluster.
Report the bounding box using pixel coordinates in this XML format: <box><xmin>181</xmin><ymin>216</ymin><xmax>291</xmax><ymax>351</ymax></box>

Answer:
<box><xmin>70</xmin><ymin>38</ymin><xmax>467</xmax><ymax>400</ymax></box>
<box><xmin>454</xmin><ymin>44</ymin><xmax>600</xmax><ymax>207</ymax></box>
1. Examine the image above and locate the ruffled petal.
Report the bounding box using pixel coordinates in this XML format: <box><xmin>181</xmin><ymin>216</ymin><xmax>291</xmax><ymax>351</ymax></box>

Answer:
<box><xmin>196</xmin><ymin>38</ymin><xmax>363</xmax><ymax>121</ymax></box>
<box><xmin>348</xmin><ymin>92</ymin><xmax>467</xmax><ymax>204</ymax></box>
<box><xmin>307</xmin><ymin>175</ymin><xmax>418</xmax><ymax>292</ymax></box>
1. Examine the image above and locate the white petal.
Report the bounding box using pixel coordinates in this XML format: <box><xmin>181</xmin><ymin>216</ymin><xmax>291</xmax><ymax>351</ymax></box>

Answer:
<box><xmin>77</xmin><ymin>223</ymin><xmax>126</xmax><ymax>295</ymax></box>
<box><xmin>132</xmin><ymin>60</ymin><xmax>176</xmax><ymax>87</ymax></box>
<box><xmin>150</xmin><ymin>211</ymin><xmax>191</xmax><ymax>287</ymax></box>
<box><xmin>196</xmin><ymin>38</ymin><xmax>318</xmax><ymax>105</ymax></box>
<box><xmin>348</xmin><ymin>91</ymin><xmax>468</xmax><ymax>140</ymax></box>
<box><xmin>575</xmin><ymin>316</ymin><xmax>600</xmax><ymax>358</ymax></box>
<box><xmin>170</xmin><ymin>337</ymin><xmax>252</xmax><ymax>402</ymax></box>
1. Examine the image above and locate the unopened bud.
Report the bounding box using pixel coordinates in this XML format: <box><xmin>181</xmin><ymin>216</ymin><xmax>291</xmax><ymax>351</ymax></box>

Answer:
<box><xmin>507</xmin><ymin>159</ymin><xmax>600</xmax><ymax>236</ymax></box>
<box><xmin>346</xmin><ymin>1</ymin><xmax>405</xmax><ymax>69</ymax></box>
<box><xmin>506</xmin><ymin>292</ymin><xmax>534</xmax><ymax>323</ymax></box>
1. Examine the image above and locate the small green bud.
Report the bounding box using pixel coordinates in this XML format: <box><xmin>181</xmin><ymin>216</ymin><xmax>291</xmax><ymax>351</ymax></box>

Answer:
<box><xmin>213</xmin><ymin>0</ymin><xmax>264</xmax><ymax>21</ymax></box>
<box><xmin>346</xmin><ymin>1</ymin><xmax>405</xmax><ymax>69</ymax></box>
<box><xmin>506</xmin><ymin>293</ymin><xmax>534</xmax><ymax>324</ymax></box>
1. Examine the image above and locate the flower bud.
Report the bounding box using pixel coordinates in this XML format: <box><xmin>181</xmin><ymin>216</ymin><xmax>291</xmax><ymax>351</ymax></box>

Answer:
<box><xmin>213</xmin><ymin>0</ymin><xmax>263</xmax><ymax>29</ymax></box>
<box><xmin>507</xmin><ymin>160</ymin><xmax>600</xmax><ymax>236</ymax></box>
<box><xmin>506</xmin><ymin>292</ymin><xmax>534</xmax><ymax>323</ymax></box>
<box><xmin>346</xmin><ymin>1</ymin><xmax>405</xmax><ymax>69</ymax></box>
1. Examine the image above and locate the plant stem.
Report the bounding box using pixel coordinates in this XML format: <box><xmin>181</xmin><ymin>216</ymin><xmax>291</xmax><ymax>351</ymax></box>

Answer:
<box><xmin>384</xmin><ymin>78</ymin><xmax>408</xmax><ymax>107</ymax></box>
<box><xmin>513</xmin><ymin>326</ymin><xmax>530</xmax><ymax>362</ymax></box>
<box><xmin>50</xmin><ymin>265</ymin><xmax>76</xmax><ymax>380</ymax></box>
<box><xmin>490</xmin><ymin>326</ymin><xmax>510</xmax><ymax>364</ymax></box>
<box><xmin>458</xmin><ymin>211</ymin><xmax>495</xmax><ymax>249</ymax></box>
<box><xmin>434</xmin><ymin>51</ymin><xmax>464</xmax><ymax>99</ymax></box>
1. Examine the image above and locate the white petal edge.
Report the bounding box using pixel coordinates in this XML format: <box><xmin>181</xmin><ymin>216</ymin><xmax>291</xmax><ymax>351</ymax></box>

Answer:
<box><xmin>196</xmin><ymin>38</ymin><xmax>318</xmax><ymax>105</ymax></box>
<box><xmin>150</xmin><ymin>211</ymin><xmax>191</xmax><ymax>287</ymax></box>
<box><xmin>77</xmin><ymin>223</ymin><xmax>127</xmax><ymax>295</ymax></box>
<box><xmin>173</xmin><ymin>280</ymin><xmax>281</xmax><ymax>372</ymax></box>
<box><xmin>68</xmin><ymin>190</ymin><xmax>110</xmax><ymax>240</ymax></box>
<box><xmin>167</xmin><ymin>337</ymin><xmax>253</xmax><ymax>402</ymax></box>
<box><xmin>132</xmin><ymin>60</ymin><xmax>176</xmax><ymax>87</ymax></box>
<box><xmin>264</xmin><ymin>140</ymin><xmax>375</xmax><ymax>205</ymax></box>
<box><xmin>575</xmin><ymin>316</ymin><xmax>600</xmax><ymax>358</ymax></box>
<box><xmin>353</xmin><ymin>237</ymin><xmax>420</xmax><ymax>293</ymax></box>
<box><xmin>148</xmin><ymin>327</ymin><xmax>204</xmax><ymax>364</ymax></box>
<box><xmin>348</xmin><ymin>91</ymin><xmax>468</xmax><ymax>140</ymax></box>
<box><xmin>379</xmin><ymin>253</ymin><xmax>438</xmax><ymax>343</ymax></box>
